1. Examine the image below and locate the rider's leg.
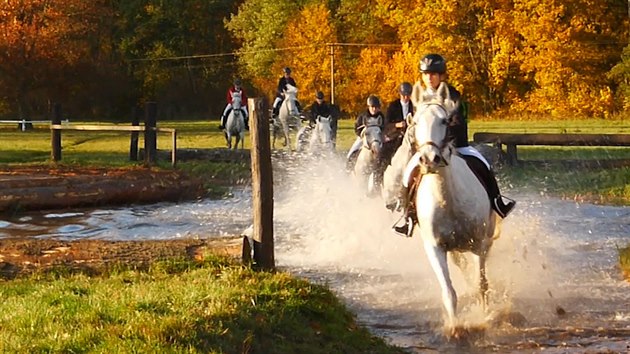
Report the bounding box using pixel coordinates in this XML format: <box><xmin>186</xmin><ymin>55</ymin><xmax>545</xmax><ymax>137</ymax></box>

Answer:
<box><xmin>242</xmin><ymin>107</ymin><xmax>249</xmax><ymax>130</ymax></box>
<box><xmin>345</xmin><ymin>137</ymin><xmax>363</xmax><ymax>171</ymax></box>
<box><xmin>272</xmin><ymin>96</ymin><xmax>282</xmax><ymax>116</ymax></box>
<box><xmin>458</xmin><ymin>147</ymin><xmax>515</xmax><ymax>218</ymax></box>
<box><xmin>220</xmin><ymin>104</ymin><xmax>232</xmax><ymax>129</ymax></box>
<box><xmin>383</xmin><ymin>128</ymin><xmax>416</xmax><ymax>236</ymax></box>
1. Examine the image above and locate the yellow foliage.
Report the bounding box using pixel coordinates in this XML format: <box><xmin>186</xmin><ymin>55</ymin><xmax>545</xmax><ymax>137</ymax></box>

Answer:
<box><xmin>272</xmin><ymin>3</ymin><xmax>337</xmax><ymax>105</ymax></box>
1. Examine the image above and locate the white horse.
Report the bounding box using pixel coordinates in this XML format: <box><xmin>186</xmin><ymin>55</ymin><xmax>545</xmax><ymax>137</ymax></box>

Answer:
<box><xmin>353</xmin><ymin>116</ymin><xmax>383</xmax><ymax>196</ymax></box>
<box><xmin>224</xmin><ymin>91</ymin><xmax>245</xmax><ymax>150</ymax></box>
<box><xmin>295</xmin><ymin>115</ymin><xmax>333</xmax><ymax>153</ymax></box>
<box><xmin>405</xmin><ymin>81</ymin><xmax>500</xmax><ymax>332</ymax></box>
<box><xmin>272</xmin><ymin>84</ymin><xmax>300</xmax><ymax>149</ymax></box>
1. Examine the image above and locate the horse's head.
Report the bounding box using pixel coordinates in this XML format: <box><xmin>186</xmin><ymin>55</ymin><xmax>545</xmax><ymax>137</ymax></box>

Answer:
<box><xmin>231</xmin><ymin>91</ymin><xmax>242</xmax><ymax>111</ymax></box>
<box><xmin>410</xmin><ymin>81</ymin><xmax>454</xmax><ymax>172</ymax></box>
<box><xmin>362</xmin><ymin>116</ymin><xmax>383</xmax><ymax>155</ymax></box>
<box><xmin>314</xmin><ymin>115</ymin><xmax>333</xmax><ymax>146</ymax></box>
<box><xmin>282</xmin><ymin>85</ymin><xmax>299</xmax><ymax>117</ymax></box>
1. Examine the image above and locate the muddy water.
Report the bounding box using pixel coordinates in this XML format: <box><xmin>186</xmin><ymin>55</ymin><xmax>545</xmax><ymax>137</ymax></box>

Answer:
<box><xmin>1</xmin><ymin>155</ymin><xmax>629</xmax><ymax>353</ymax></box>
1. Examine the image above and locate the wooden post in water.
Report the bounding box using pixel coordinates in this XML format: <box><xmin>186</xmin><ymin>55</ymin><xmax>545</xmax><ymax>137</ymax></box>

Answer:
<box><xmin>248</xmin><ymin>97</ymin><xmax>274</xmax><ymax>270</ymax></box>
<box><xmin>51</xmin><ymin>103</ymin><xmax>62</xmax><ymax>162</ymax></box>
<box><xmin>144</xmin><ymin>102</ymin><xmax>157</xmax><ymax>166</ymax></box>
<box><xmin>130</xmin><ymin>106</ymin><xmax>141</xmax><ymax>161</ymax></box>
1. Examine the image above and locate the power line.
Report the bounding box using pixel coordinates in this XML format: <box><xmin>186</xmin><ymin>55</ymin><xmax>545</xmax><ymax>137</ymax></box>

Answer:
<box><xmin>128</xmin><ymin>44</ymin><xmax>319</xmax><ymax>62</ymax></box>
<box><xmin>126</xmin><ymin>43</ymin><xmax>404</xmax><ymax>62</ymax></box>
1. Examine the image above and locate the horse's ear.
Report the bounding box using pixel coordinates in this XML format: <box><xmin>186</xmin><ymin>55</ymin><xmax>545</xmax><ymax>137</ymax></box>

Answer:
<box><xmin>405</xmin><ymin>112</ymin><xmax>414</xmax><ymax>126</ymax></box>
<box><xmin>436</xmin><ymin>82</ymin><xmax>451</xmax><ymax>104</ymax></box>
<box><xmin>411</xmin><ymin>81</ymin><xmax>423</xmax><ymax>107</ymax></box>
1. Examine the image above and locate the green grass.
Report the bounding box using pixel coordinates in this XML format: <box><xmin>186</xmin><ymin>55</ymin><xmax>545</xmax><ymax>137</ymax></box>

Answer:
<box><xmin>620</xmin><ymin>246</ymin><xmax>630</xmax><ymax>281</ymax></box>
<box><xmin>0</xmin><ymin>255</ymin><xmax>403</xmax><ymax>353</ymax></box>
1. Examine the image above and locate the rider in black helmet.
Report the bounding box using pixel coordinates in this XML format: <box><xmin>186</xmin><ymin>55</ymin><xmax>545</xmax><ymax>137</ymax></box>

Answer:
<box><xmin>272</xmin><ymin>67</ymin><xmax>299</xmax><ymax>115</ymax></box>
<box><xmin>346</xmin><ymin>95</ymin><xmax>385</xmax><ymax>171</ymax></box>
<box><xmin>381</xmin><ymin>82</ymin><xmax>414</xmax><ymax>174</ymax></box>
<box><xmin>219</xmin><ymin>78</ymin><xmax>249</xmax><ymax>130</ymax></box>
<box><xmin>386</xmin><ymin>54</ymin><xmax>516</xmax><ymax>237</ymax></box>
<box><xmin>307</xmin><ymin>90</ymin><xmax>338</xmax><ymax>146</ymax></box>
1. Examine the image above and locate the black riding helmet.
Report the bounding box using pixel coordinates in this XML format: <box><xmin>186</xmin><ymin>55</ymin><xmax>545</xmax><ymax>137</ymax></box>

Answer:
<box><xmin>234</xmin><ymin>78</ymin><xmax>241</xmax><ymax>87</ymax></box>
<box><xmin>366</xmin><ymin>95</ymin><xmax>381</xmax><ymax>108</ymax></box>
<box><xmin>399</xmin><ymin>82</ymin><xmax>412</xmax><ymax>95</ymax></box>
<box><xmin>315</xmin><ymin>91</ymin><xmax>324</xmax><ymax>99</ymax></box>
<box><xmin>419</xmin><ymin>54</ymin><xmax>446</xmax><ymax>74</ymax></box>
<box><xmin>283</xmin><ymin>67</ymin><xmax>292</xmax><ymax>74</ymax></box>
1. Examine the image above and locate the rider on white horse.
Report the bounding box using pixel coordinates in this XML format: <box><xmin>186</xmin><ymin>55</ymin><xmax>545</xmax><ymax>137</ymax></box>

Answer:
<box><xmin>384</xmin><ymin>54</ymin><xmax>516</xmax><ymax>237</ymax></box>
<box><xmin>219</xmin><ymin>78</ymin><xmax>249</xmax><ymax>130</ymax></box>
<box><xmin>272</xmin><ymin>67</ymin><xmax>301</xmax><ymax>117</ymax></box>
<box><xmin>381</xmin><ymin>82</ymin><xmax>414</xmax><ymax>175</ymax></box>
<box><xmin>309</xmin><ymin>91</ymin><xmax>338</xmax><ymax>146</ymax></box>
<box><xmin>346</xmin><ymin>95</ymin><xmax>385</xmax><ymax>170</ymax></box>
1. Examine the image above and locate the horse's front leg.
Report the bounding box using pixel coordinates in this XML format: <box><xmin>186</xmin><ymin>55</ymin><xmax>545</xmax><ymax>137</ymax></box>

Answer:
<box><xmin>225</xmin><ymin>132</ymin><xmax>231</xmax><ymax>149</ymax></box>
<box><xmin>423</xmin><ymin>240</ymin><xmax>457</xmax><ymax>328</ymax></box>
<box><xmin>473</xmin><ymin>253</ymin><xmax>489</xmax><ymax>312</ymax></box>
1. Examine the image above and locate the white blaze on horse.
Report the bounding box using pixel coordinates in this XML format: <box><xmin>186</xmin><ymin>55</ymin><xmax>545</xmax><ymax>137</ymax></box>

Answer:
<box><xmin>295</xmin><ymin>115</ymin><xmax>334</xmax><ymax>153</ymax></box>
<box><xmin>353</xmin><ymin>116</ymin><xmax>383</xmax><ymax>196</ymax></box>
<box><xmin>272</xmin><ymin>84</ymin><xmax>300</xmax><ymax>149</ymax></box>
<box><xmin>225</xmin><ymin>91</ymin><xmax>245</xmax><ymax>150</ymax></box>
<box><xmin>405</xmin><ymin>81</ymin><xmax>501</xmax><ymax>332</ymax></box>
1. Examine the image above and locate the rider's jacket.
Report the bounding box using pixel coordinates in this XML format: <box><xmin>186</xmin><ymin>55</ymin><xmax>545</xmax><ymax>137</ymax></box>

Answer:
<box><xmin>423</xmin><ymin>84</ymin><xmax>468</xmax><ymax>148</ymax></box>
<box><xmin>308</xmin><ymin>100</ymin><xmax>332</xmax><ymax>124</ymax></box>
<box><xmin>276</xmin><ymin>77</ymin><xmax>297</xmax><ymax>96</ymax></box>
<box><xmin>385</xmin><ymin>99</ymin><xmax>413</xmax><ymax>142</ymax></box>
<box><xmin>354</xmin><ymin>110</ymin><xmax>385</xmax><ymax>136</ymax></box>
<box><xmin>226</xmin><ymin>86</ymin><xmax>247</xmax><ymax>105</ymax></box>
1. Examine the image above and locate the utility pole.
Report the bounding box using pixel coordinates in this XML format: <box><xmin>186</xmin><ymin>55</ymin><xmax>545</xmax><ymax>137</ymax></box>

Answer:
<box><xmin>329</xmin><ymin>44</ymin><xmax>335</xmax><ymax>104</ymax></box>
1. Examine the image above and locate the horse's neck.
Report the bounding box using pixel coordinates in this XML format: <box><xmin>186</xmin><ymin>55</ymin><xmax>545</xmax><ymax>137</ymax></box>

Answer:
<box><xmin>281</xmin><ymin>98</ymin><xmax>291</xmax><ymax>113</ymax></box>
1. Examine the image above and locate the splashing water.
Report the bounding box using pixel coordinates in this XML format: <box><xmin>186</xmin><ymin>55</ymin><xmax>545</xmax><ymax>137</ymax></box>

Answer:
<box><xmin>1</xmin><ymin>152</ymin><xmax>629</xmax><ymax>352</ymax></box>
<box><xmin>271</xmin><ymin>154</ymin><xmax>630</xmax><ymax>353</ymax></box>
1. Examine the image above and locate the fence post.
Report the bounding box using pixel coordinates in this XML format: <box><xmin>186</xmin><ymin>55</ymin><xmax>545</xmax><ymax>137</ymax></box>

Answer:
<box><xmin>248</xmin><ymin>97</ymin><xmax>274</xmax><ymax>270</ymax></box>
<box><xmin>171</xmin><ymin>130</ymin><xmax>177</xmax><ymax>167</ymax></box>
<box><xmin>51</xmin><ymin>103</ymin><xmax>62</xmax><ymax>162</ymax></box>
<box><xmin>144</xmin><ymin>102</ymin><xmax>157</xmax><ymax>165</ymax></box>
<box><xmin>130</xmin><ymin>106</ymin><xmax>142</xmax><ymax>161</ymax></box>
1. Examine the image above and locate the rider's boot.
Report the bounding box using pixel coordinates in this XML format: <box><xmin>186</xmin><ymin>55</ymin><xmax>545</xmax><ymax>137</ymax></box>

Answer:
<box><xmin>218</xmin><ymin>115</ymin><xmax>225</xmax><ymax>130</ymax></box>
<box><xmin>493</xmin><ymin>196</ymin><xmax>516</xmax><ymax>218</ymax></box>
<box><xmin>391</xmin><ymin>188</ymin><xmax>415</xmax><ymax>237</ymax></box>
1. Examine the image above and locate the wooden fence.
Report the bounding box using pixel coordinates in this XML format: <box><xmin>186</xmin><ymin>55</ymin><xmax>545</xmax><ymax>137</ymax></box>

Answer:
<box><xmin>49</xmin><ymin>103</ymin><xmax>177</xmax><ymax>166</ymax></box>
<box><xmin>473</xmin><ymin>132</ymin><xmax>630</xmax><ymax>165</ymax></box>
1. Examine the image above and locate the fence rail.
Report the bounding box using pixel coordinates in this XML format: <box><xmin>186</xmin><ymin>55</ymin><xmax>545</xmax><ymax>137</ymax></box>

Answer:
<box><xmin>49</xmin><ymin>124</ymin><xmax>177</xmax><ymax>166</ymax></box>
<box><xmin>473</xmin><ymin>132</ymin><xmax>630</xmax><ymax>165</ymax></box>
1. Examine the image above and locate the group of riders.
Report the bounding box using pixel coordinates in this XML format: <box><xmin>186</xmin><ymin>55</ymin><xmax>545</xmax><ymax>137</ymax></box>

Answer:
<box><xmin>218</xmin><ymin>54</ymin><xmax>516</xmax><ymax>236</ymax></box>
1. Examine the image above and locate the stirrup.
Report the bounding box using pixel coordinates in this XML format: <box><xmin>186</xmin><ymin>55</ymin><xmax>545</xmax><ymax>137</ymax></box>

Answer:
<box><xmin>494</xmin><ymin>196</ymin><xmax>516</xmax><ymax>218</ymax></box>
<box><xmin>392</xmin><ymin>215</ymin><xmax>414</xmax><ymax>237</ymax></box>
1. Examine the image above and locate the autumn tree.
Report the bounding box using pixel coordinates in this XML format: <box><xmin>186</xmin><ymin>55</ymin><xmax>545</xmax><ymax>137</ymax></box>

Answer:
<box><xmin>273</xmin><ymin>3</ymin><xmax>337</xmax><ymax>105</ymax></box>
<box><xmin>0</xmin><ymin>0</ymin><xmax>112</xmax><ymax>119</ymax></box>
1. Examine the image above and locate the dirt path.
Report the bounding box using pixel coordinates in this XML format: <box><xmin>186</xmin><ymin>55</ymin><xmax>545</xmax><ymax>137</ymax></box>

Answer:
<box><xmin>0</xmin><ymin>236</ymin><xmax>243</xmax><ymax>279</ymax></box>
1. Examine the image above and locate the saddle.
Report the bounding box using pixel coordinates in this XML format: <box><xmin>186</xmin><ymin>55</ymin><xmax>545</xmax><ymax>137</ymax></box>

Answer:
<box><xmin>403</xmin><ymin>152</ymin><xmax>493</xmax><ymax>213</ymax></box>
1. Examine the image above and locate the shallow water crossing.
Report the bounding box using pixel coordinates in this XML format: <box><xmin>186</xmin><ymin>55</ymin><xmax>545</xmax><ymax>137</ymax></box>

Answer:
<box><xmin>1</xmin><ymin>156</ymin><xmax>629</xmax><ymax>353</ymax></box>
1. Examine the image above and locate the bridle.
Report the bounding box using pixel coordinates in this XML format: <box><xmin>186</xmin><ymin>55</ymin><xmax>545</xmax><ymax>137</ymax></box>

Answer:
<box><xmin>412</xmin><ymin>102</ymin><xmax>455</xmax><ymax>168</ymax></box>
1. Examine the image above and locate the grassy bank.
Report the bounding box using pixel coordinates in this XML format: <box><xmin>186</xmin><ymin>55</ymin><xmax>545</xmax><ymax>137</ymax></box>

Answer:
<box><xmin>620</xmin><ymin>246</ymin><xmax>630</xmax><ymax>281</ymax></box>
<box><xmin>0</xmin><ymin>255</ymin><xmax>404</xmax><ymax>353</ymax></box>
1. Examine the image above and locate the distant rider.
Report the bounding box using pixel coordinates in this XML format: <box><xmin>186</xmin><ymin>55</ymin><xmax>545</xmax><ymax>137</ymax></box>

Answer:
<box><xmin>272</xmin><ymin>67</ymin><xmax>301</xmax><ymax>116</ymax></box>
<box><xmin>219</xmin><ymin>78</ymin><xmax>249</xmax><ymax>130</ymax></box>
<box><xmin>346</xmin><ymin>95</ymin><xmax>385</xmax><ymax>171</ymax></box>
